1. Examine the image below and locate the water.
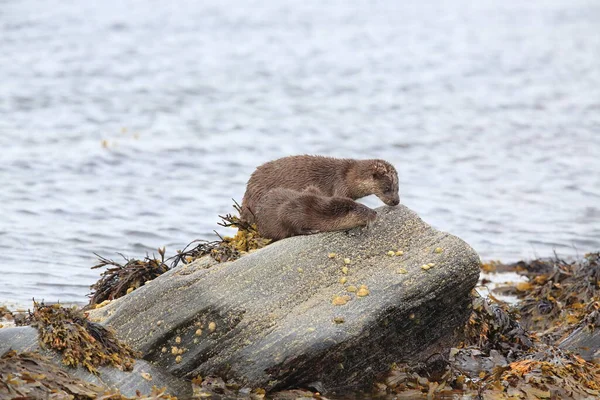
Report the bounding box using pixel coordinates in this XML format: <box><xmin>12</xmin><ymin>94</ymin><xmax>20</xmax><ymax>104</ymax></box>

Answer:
<box><xmin>1</xmin><ymin>0</ymin><xmax>599</xmax><ymax>307</ymax></box>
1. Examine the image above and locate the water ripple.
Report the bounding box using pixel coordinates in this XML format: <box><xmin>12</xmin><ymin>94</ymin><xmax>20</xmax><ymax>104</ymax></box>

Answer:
<box><xmin>1</xmin><ymin>0</ymin><xmax>599</xmax><ymax>305</ymax></box>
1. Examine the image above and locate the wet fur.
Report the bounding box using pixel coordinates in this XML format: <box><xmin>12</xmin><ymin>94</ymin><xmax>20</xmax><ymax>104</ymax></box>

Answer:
<box><xmin>241</xmin><ymin>155</ymin><xmax>399</xmax><ymax>223</ymax></box>
<box><xmin>255</xmin><ymin>188</ymin><xmax>378</xmax><ymax>241</ymax></box>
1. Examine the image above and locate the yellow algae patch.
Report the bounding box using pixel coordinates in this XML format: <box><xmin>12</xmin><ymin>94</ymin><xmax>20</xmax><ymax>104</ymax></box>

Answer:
<box><xmin>175</xmin><ymin>336</ymin><xmax>181</xmax><ymax>344</ymax></box>
<box><xmin>94</xmin><ymin>299</ymin><xmax>112</xmax><ymax>309</ymax></box>
<box><xmin>344</xmin><ymin>258</ymin><xmax>351</xmax><ymax>265</ymax></box>
<box><xmin>126</xmin><ymin>287</ymin><xmax>134</xmax><ymax>294</ymax></box>
<box><xmin>397</xmin><ymin>268</ymin><xmax>408</xmax><ymax>274</ymax></box>
<box><xmin>208</xmin><ymin>322</ymin><xmax>216</xmax><ymax>332</ymax></box>
<box><xmin>421</xmin><ymin>264</ymin><xmax>431</xmax><ymax>271</ymax></box>
<box><xmin>346</xmin><ymin>285</ymin><xmax>357</xmax><ymax>293</ymax></box>
<box><xmin>297</xmin><ymin>267</ymin><xmax>304</xmax><ymax>273</ymax></box>
<box><xmin>175</xmin><ymin>355</ymin><xmax>182</xmax><ymax>363</ymax></box>
<box><xmin>357</xmin><ymin>286</ymin><xmax>370</xmax><ymax>297</ymax></box>
<box><xmin>333</xmin><ymin>317</ymin><xmax>345</xmax><ymax>324</ymax></box>
<box><xmin>332</xmin><ymin>295</ymin><xmax>352</xmax><ymax>306</ymax></box>
<box><xmin>387</xmin><ymin>251</ymin><xmax>395</xmax><ymax>256</ymax></box>
<box><xmin>195</xmin><ymin>329</ymin><xmax>202</xmax><ymax>336</ymax></box>
<box><xmin>341</xmin><ymin>266</ymin><xmax>349</xmax><ymax>275</ymax></box>
<box><xmin>141</xmin><ymin>372</ymin><xmax>152</xmax><ymax>381</ymax></box>
<box><xmin>339</xmin><ymin>277</ymin><xmax>348</xmax><ymax>284</ymax></box>
<box><xmin>328</xmin><ymin>253</ymin><xmax>337</xmax><ymax>259</ymax></box>
<box><xmin>395</xmin><ymin>250</ymin><xmax>404</xmax><ymax>256</ymax></box>
<box><xmin>434</xmin><ymin>247</ymin><xmax>443</xmax><ymax>253</ymax></box>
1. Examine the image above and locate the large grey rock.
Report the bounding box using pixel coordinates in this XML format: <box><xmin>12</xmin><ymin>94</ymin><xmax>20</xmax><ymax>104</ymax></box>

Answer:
<box><xmin>90</xmin><ymin>205</ymin><xmax>480</xmax><ymax>393</ymax></box>
<box><xmin>0</xmin><ymin>326</ymin><xmax>192</xmax><ymax>398</ymax></box>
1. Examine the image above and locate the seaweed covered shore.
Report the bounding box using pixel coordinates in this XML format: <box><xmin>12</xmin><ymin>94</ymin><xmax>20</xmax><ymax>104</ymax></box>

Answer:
<box><xmin>1</xmin><ymin>204</ymin><xmax>599</xmax><ymax>399</ymax></box>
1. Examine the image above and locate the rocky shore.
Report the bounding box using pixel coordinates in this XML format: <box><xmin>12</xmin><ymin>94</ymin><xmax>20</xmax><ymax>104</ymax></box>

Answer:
<box><xmin>1</xmin><ymin>205</ymin><xmax>599</xmax><ymax>399</ymax></box>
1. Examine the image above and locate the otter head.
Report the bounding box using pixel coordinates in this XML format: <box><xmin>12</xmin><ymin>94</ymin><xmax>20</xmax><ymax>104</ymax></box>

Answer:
<box><xmin>357</xmin><ymin>160</ymin><xmax>400</xmax><ymax>206</ymax></box>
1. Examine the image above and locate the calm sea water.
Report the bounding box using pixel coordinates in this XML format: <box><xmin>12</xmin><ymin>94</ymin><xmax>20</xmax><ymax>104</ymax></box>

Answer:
<box><xmin>1</xmin><ymin>0</ymin><xmax>599</xmax><ymax>307</ymax></box>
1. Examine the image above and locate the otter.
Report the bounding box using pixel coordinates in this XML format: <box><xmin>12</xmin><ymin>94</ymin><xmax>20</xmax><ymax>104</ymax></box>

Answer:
<box><xmin>254</xmin><ymin>187</ymin><xmax>377</xmax><ymax>241</ymax></box>
<box><xmin>241</xmin><ymin>155</ymin><xmax>399</xmax><ymax>223</ymax></box>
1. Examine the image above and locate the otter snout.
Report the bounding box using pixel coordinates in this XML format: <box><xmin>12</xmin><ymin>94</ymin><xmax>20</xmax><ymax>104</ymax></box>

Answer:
<box><xmin>380</xmin><ymin>194</ymin><xmax>400</xmax><ymax>206</ymax></box>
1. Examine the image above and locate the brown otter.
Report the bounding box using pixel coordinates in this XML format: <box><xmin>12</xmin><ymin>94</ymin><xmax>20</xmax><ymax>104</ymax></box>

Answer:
<box><xmin>254</xmin><ymin>188</ymin><xmax>378</xmax><ymax>241</ymax></box>
<box><xmin>241</xmin><ymin>155</ymin><xmax>399</xmax><ymax>223</ymax></box>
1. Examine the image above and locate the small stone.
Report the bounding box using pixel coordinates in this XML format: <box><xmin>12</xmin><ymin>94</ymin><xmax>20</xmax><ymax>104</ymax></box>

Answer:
<box><xmin>332</xmin><ymin>296</ymin><xmax>348</xmax><ymax>306</ymax></box>
<box><xmin>333</xmin><ymin>317</ymin><xmax>345</xmax><ymax>324</ymax></box>
<box><xmin>161</xmin><ymin>347</ymin><xmax>167</xmax><ymax>353</ymax></box>
<box><xmin>176</xmin><ymin>355</ymin><xmax>182</xmax><ymax>363</ymax></box>
<box><xmin>397</xmin><ymin>268</ymin><xmax>408</xmax><ymax>274</ymax></box>
<box><xmin>395</xmin><ymin>250</ymin><xmax>404</xmax><ymax>256</ymax></box>
<box><xmin>156</xmin><ymin>320</ymin><xmax>162</xmax><ymax>326</ymax></box>
<box><xmin>346</xmin><ymin>285</ymin><xmax>357</xmax><ymax>293</ymax></box>
<box><xmin>195</xmin><ymin>329</ymin><xmax>202</xmax><ymax>336</ymax></box>
<box><xmin>328</xmin><ymin>253</ymin><xmax>337</xmax><ymax>259</ymax></box>
<box><xmin>141</xmin><ymin>372</ymin><xmax>152</xmax><ymax>381</ymax></box>
<box><xmin>344</xmin><ymin>258</ymin><xmax>351</xmax><ymax>265</ymax></box>
<box><xmin>434</xmin><ymin>247</ymin><xmax>443</xmax><ymax>253</ymax></box>
<box><xmin>387</xmin><ymin>251</ymin><xmax>395</xmax><ymax>256</ymax></box>
<box><xmin>341</xmin><ymin>266</ymin><xmax>349</xmax><ymax>275</ymax></box>
<box><xmin>339</xmin><ymin>277</ymin><xmax>348</xmax><ymax>284</ymax></box>
<box><xmin>357</xmin><ymin>287</ymin><xmax>370</xmax><ymax>297</ymax></box>
<box><xmin>208</xmin><ymin>322</ymin><xmax>216</xmax><ymax>332</ymax></box>
<box><xmin>175</xmin><ymin>336</ymin><xmax>181</xmax><ymax>344</ymax></box>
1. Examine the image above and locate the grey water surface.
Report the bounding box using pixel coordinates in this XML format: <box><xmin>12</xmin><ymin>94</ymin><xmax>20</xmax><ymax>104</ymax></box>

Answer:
<box><xmin>1</xmin><ymin>0</ymin><xmax>599</xmax><ymax>306</ymax></box>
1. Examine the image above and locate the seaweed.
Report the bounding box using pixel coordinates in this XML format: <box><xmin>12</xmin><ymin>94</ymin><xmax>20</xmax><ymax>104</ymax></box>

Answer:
<box><xmin>88</xmin><ymin>202</ymin><xmax>270</xmax><ymax>307</ymax></box>
<box><xmin>492</xmin><ymin>252</ymin><xmax>600</xmax><ymax>344</ymax></box>
<box><xmin>89</xmin><ymin>247</ymin><xmax>169</xmax><ymax>306</ymax></box>
<box><xmin>380</xmin><ymin>283</ymin><xmax>600</xmax><ymax>399</ymax></box>
<box><xmin>0</xmin><ymin>350</ymin><xmax>176</xmax><ymax>399</ymax></box>
<box><xmin>169</xmin><ymin>201</ymin><xmax>270</xmax><ymax>267</ymax></box>
<box><xmin>29</xmin><ymin>301</ymin><xmax>139</xmax><ymax>374</ymax></box>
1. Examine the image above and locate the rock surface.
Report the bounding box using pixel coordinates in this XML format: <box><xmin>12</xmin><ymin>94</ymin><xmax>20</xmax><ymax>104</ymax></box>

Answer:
<box><xmin>90</xmin><ymin>205</ymin><xmax>481</xmax><ymax>393</ymax></box>
<box><xmin>0</xmin><ymin>326</ymin><xmax>193</xmax><ymax>398</ymax></box>
<box><xmin>559</xmin><ymin>323</ymin><xmax>600</xmax><ymax>363</ymax></box>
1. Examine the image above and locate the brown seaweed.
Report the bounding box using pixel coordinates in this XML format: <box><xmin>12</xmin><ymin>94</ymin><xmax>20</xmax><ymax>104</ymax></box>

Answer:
<box><xmin>89</xmin><ymin>247</ymin><xmax>169</xmax><ymax>306</ymax></box>
<box><xmin>0</xmin><ymin>350</ymin><xmax>176</xmax><ymax>399</ymax></box>
<box><xmin>29</xmin><ymin>301</ymin><xmax>139</xmax><ymax>374</ymax></box>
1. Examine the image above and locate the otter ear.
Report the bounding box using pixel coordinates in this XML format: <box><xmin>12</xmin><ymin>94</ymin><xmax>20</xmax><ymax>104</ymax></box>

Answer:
<box><xmin>371</xmin><ymin>161</ymin><xmax>388</xmax><ymax>178</ymax></box>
